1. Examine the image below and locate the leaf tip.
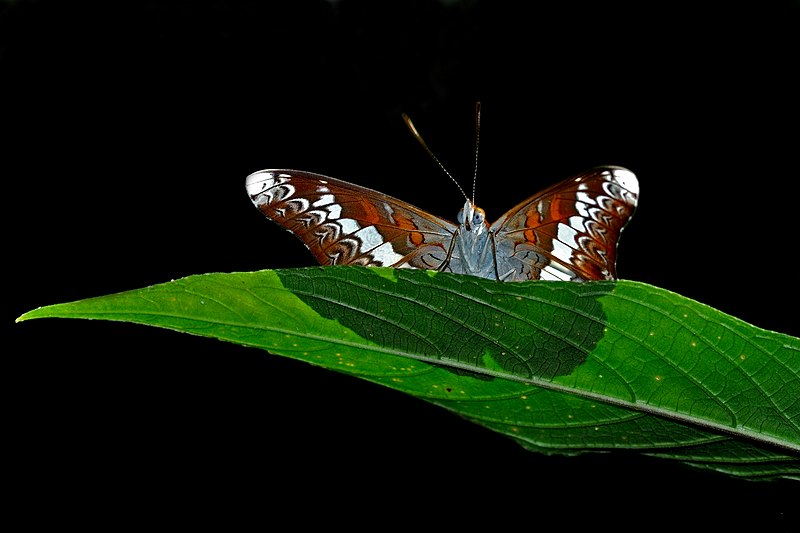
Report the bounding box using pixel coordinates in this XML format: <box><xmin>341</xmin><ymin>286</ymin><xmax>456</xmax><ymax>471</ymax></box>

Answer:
<box><xmin>16</xmin><ymin>303</ymin><xmax>67</xmax><ymax>323</ymax></box>
<box><xmin>16</xmin><ymin>308</ymin><xmax>40</xmax><ymax>323</ymax></box>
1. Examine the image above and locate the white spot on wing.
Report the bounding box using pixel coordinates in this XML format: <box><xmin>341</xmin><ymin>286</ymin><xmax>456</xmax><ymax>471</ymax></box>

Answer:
<box><xmin>313</xmin><ymin>194</ymin><xmax>335</xmax><ymax>207</ymax></box>
<box><xmin>338</xmin><ymin>218</ymin><xmax>360</xmax><ymax>235</ymax></box>
<box><xmin>551</xmin><ymin>238</ymin><xmax>574</xmax><ymax>264</ymax></box>
<box><xmin>556</xmin><ymin>222</ymin><xmax>578</xmax><ymax>248</ymax></box>
<box><xmin>354</xmin><ymin>226</ymin><xmax>384</xmax><ymax>250</ymax></box>
<box><xmin>539</xmin><ymin>269</ymin><xmax>560</xmax><ymax>281</ymax></box>
<box><xmin>540</xmin><ymin>266</ymin><xmax>571</xmax><ymax>281</ymax></box>
<box><xmin>245</xmin><ymin>171</ymin><xmax>276</xmax><ymax>196</ymax></box>
<box><xmin>326</xmin><ymin>203</ymin><xmax>342</xmax><ymax>219</ymax></box>
<box><xmin>611</xmin><ymin>168</ymin><xmax>639</xmax><ymax>195</ymax></box>
<box><xmin>370</xmin><ymin>242</ymin><xmax>405</xmax><ymax>266</ymax></box>
<box><xmin>569</xmin><ymin>215</ymin><xmax>586</xmax><ymax>231</ymax></box>
<box><xmin>536</xmin><ymin>200</ymin><xmax>545</xmax><ymax>219</ymax></box>
<box><xmin>576</xmin><ymin>191</ymin><xmax>596</xmax><ymax>206</ymax></box>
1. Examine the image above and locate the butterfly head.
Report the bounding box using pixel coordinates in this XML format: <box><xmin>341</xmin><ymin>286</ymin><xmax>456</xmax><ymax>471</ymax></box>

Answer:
<box><xmin>457</xmin><ymin>200</ymin><xmax>488</xmax><ymax>234</ymax></box>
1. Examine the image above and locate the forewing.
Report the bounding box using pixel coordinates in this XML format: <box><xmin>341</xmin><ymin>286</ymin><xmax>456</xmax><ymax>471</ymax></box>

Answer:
<box><xmin>490</xmin><ymin>166</ymin><xmax>639</xmax><ymax>281</ymax></box>
<box><xmin>246</xmin><ymin>170</ymin><xmax>458</xmax><ymax>269</ymax></box>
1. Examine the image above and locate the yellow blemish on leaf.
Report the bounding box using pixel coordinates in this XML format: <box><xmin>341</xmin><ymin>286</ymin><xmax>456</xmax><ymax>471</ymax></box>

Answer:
<box><xmin>423</xmin><ymin>269</ymin><xmax>439</xmax><ymax>279</ymax></box>
<box><xmin>372</xmin><ymin>267</ymin><xmax>400</xmax><ymax>282</ymax></box>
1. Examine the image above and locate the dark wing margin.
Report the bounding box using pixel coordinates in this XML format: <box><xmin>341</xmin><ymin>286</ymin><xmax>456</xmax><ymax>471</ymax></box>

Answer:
<box><xmin>245</xmin><ymin>169</ymin><xmax>458</xmax><ymax>269</ymax></box>
<box><xmin>489</xmin><ymin>166</ymin><xmax>639</xmax><ymax>281</ymax></box>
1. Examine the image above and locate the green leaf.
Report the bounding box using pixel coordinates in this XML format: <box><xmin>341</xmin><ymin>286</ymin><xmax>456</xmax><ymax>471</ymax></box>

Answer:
<box><xmin>17</xmin><ymin>266</ymin><xmax>800</xmax><ymax>480</ymax></box>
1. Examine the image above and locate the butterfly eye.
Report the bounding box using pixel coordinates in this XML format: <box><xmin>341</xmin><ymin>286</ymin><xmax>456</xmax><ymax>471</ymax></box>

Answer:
<box><xmin>472</xmin><ymin>207</ymin><xmax>486</xmax><ymax>227</ymax></box>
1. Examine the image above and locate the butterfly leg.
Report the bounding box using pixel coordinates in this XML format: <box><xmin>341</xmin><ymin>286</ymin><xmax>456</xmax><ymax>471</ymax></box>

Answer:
<box><xmin>437</xmin><ymin>228</ymin><xmax>460</xmax><ymax>272</ymax></box>
<box><xmin>489</xmin><ymin>232</ymin><xmax>501</xmax><ymax>281</ymax></box>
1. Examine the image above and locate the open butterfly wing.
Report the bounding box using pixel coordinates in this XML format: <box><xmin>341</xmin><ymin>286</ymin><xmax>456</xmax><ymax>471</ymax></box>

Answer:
<box><xmin>490</xmin><ymin>166</ymin><xmax>639</xmax><ymax>281</ymax></box>
<box><xmin>246</xmin><ymin>170</ymin><xmax>458</xmax><ymax>269</ymax></box>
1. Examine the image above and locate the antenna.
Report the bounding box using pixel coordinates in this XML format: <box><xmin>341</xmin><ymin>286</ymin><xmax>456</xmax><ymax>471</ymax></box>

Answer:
<box><xmin>402</xmin><ymin>110</ymin><xmax>471</xmax><ymax>204</ymax></box>
<box><xmin>472</xmin><ymin>101</ymin><xmax>481</xmax><ymax>204</ymax></box>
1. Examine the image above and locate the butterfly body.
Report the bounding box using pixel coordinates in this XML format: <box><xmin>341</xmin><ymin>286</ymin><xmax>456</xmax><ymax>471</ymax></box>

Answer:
<box><xmin>246</xmin><ymin>166</ymin><xmax>638</xmax><ymax>282</ymax></box>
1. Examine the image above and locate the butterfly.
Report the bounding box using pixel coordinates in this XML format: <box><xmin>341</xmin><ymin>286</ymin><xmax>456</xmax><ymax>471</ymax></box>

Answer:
<box><xmin>245</xmin><ymin>165</ymin><xmax>638</xmax><ymax>282</ymax></box>
<box><xmin>247</xmin><ymin>104</ymin><xmax>637</xmax><ymax>282</ymax></box>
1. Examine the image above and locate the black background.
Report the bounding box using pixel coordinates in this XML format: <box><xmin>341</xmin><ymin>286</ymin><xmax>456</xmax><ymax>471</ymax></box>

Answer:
<box><xmin>5</xmin><ymin>0</ymin><xmax>799</xmax><ymax>528</ymax></box>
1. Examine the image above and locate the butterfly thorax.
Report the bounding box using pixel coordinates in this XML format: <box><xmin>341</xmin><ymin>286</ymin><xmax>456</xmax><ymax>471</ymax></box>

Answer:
<box><xmin>451</xmin><ymin>200</ymin><xmax>496</xmax><ymax>278</ymax></box>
